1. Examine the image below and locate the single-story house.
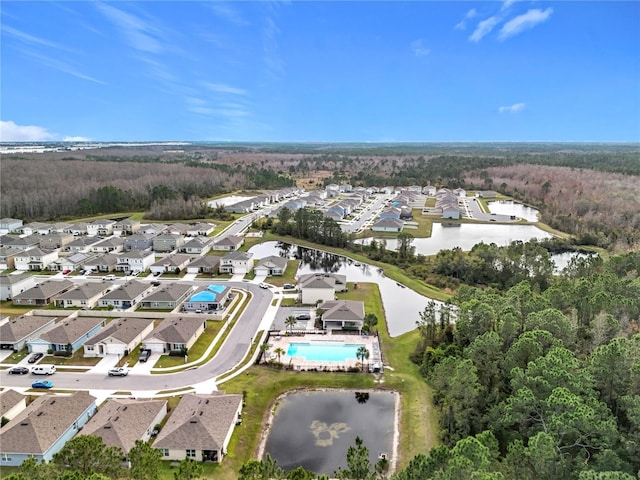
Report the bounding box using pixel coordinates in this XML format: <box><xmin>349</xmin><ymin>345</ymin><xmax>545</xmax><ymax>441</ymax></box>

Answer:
<box><xmin>167</xmin><ymin>224</ymin><xmax>191</xmax><ymax>236</ymax></box>
<box><xmin>379</xmin><ymin>207</ymin><xmax>401</xmax><ymax>220</ymax></box>
<box><xmin>182</xmin><ymin>284</ymin><xmax>231</xmax><ymax>313</ymax></box>
<box><xmin>54</xmin><ymin>282</ymin><xmax>112</xmax><ymax>309</ymax></box>
<box><xmin>124</xmin><ymin>233</ymin><xmax>158</xmax><ymax>251</ymax></box>
<box><xmin>38</xmin><ymin>232</ymin><xmax>74</xmax><ymax>250</ymax></box>
<box><xmin>64</xmin><ymin>236</ymin><xmax>104</xmax><ymax>253</ymax></box>
<box><xmin>64</xmin><ymin>222</ymin><xmax>89</xmax><ymax>236</ymax></box>
<box><xmin>0</xmin><ymin>314</ymin><xmax>58</xmax><ymax>351</ymax></box>
<box><xmin>298</xmin><ymin>273</ymin><xmax>348</xmax><ymax>305</ymax></box>
<box><xmin>211</xmin><ymin>235</ymin><xmax>244</xmax><ymax>251</ymax></box>
<box><xmin>80</xmin><ymin>398</ymin><xmax>167</xmax><ymax>454</ymax></box>
<box><xmin>153</xmin><ymin>393</ymin><xmax>242</xmax><ymax>463</ymax></box>
<box><xmin>219</xmin><ymin>251</ymin><xmax>253</xmax><ymax>275</ymax></box>
<box><xmin>187</xmin><ymin>223</ymin><xmax>216</xmax><ymax>237</ymax></box>
<box><xmin>149</xmin><ymin>254</ymin><xmax>191</xmax><ymax>276</ymax></box>
<box><xmin>83</xmin><ymin>253</ymin><xmax>119</xmax><ymax>273</ymax></box>
<box><xmin>14</xmin><ymin>247</ymin><xmax>58</xmax><ymax>271</ymax></box>
<box><xmin>0</xmin><ymin>390</ymin><xmax>26</xmax><ymax>422</ymax></box>
<box><xmin>98</xmin><ymin>280</ymin><xmax>153</xmax><ymax>310</ymax></box>
<box><xmin>318</xmin><ymin>299</ymin><xmax>365</xmax><ymax>332</ymax></box>
<box><xmin>371</xmin><ymin>218</ymin><xmax>404</xmax><ymax>232</ymax></box>
<box><xmin>139</xmin><ymin>283</ymin><xmax>194</xmax><ymax>310</ymax></box>
<box><xmin>18</xmin><ymin>222</ymin><xmax>51</xmax><ymax>236</ymax></box>
<box><xmin>142</xmin><ymin>316</ymin><xmax>207</xmax><ymax>354</ymax></box>
<box><xmin>0</xmin><ymin>273</ymin><xmax>36</xmax><ymax>301</ymax></box>
<box><xmin>90</xmin><ymin>236</ymin><xmax>125</xmax><ymax>254</ymax></box>
<box><xmin>254</xmin><ymin>255</ymin><xmax>288</xmax><ymax>277</ymax></box>
<box><xmin>5</xmin><ymin>234</ymin><xmax>40</xmax><ymax>251</ymax></box>
<box><xmin>27</xmin><ymin>316</ymin><xmax>106</xmax><ymax>354</ymax></box>
<box><xmin>182</xmin><ymin>237</ymin><xmax>212</xmax><ymax>255</ymax></box>
<box><xmin>47</xmin><ymin>252</ymin><xmax>97</xmax><ymax>273</ymax></box>
<box><xmin>140</xmin><ymin>223</ymin><xmax>168</xmax><ymax>235</ymax></box>
<box><xmin>12</xmin><ymin>279</ymin><xmax>74</xmax><ymax>306</ymax></box>
<box><xmin>152</xmin><ymin>234</ymin><xmax>185</xmax><ymax>253</ymax></box>
<box><xmin>116</xmin><ymin>250</ymin><xmax>155</xmax><ymax>274</ymax></box>
<box><xmin>0</xmin><ymin>391</ymin><xmax>97</xmax><ymax>466</ymax></box>
<box><xmin>83</xmin><ymin>317</ymin><xmax>155</xmax><ymax>357</ymax></box>
<box><xmin>442</xmin><ymin>204</ymin><xmax>461</xmax><ymax>220</ymax></box>
<box><xmin>186</xmin><ymin>256</ymin><xmax>220</xmax><ymax>275</ymax></box>
<box><xmin>0</xmin><ymin>218</ymin><xmax>23</xmax><ymax>234</ymax></box>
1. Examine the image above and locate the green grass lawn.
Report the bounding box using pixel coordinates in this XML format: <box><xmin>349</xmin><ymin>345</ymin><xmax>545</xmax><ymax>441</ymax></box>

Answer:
<box><xmin>2</xmin><ymin>348</ymin><xmax>29</xmax><ymax>364</ymax></box>
<box><xmin>39</xmin><ymin>350</ymin><xmax>102</xmax><ymax>366</ymax></box>
<box><xmin>154</xmin><ymin>320</ymin><xmax>224</xmax><ymax>368</ymax></box>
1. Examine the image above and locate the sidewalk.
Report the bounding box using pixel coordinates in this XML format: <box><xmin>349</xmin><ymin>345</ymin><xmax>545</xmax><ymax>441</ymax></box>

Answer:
<box><xmin>87</xmin><ymin>355</ymin><xmax>120</xmax><ymax>374</ymax></box>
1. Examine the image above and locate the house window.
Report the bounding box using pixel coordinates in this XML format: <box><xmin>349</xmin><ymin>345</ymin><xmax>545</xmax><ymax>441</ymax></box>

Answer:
<box><xmin>113</xmin><ymin>301</ymin><xmax>120</xmax><ymax>306</ymax></box>
<box><xmin>1</xmin><ymin>453</ymin><xmax>12</xmax><ymax>462</ymax></box>
<box><xmin>186</xmin><ymin>449</ymin><xmax>196</xmax><ymax>458</ymax></box>
<box><xmin>80</xmin><ymin>300</ymin><xmax>86</xmax><ymax>305</ymax></box>
<box><xmin>162</xmin><ymin>449</ymin><xmax>169</xmax><ymax>457</ymax></box>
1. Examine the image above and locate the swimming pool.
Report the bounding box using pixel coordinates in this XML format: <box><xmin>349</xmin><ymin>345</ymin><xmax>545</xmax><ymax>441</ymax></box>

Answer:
<box><xmin>287</xmin><ymin>342</ymin><xmax>363</xmax><ymax>362</ymax></box>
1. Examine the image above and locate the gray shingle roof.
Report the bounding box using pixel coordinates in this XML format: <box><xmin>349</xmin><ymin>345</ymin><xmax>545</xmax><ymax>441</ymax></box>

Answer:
<box><xmin>0</xmin><ymin>391</ymin><xmax>96</xmax><ymax>455</ymax></box>
<box><xmin>80</xmin><ymin>398</ymin><xmax>167</xmax><ymax>453</ymax></box>
<box><xmin>56</xmin><ymin>282</ymin><xmax>110</xmax><ymax>301</ymax></box>
<box><xmin>319</xmin><ymin>300</ymin><xmax>365</xmax><ymax>321</ymax></box>
<box><xmin>256</xmin><ymin>255</ymin><xmax>288</xmax><ymax>269</ymax></box>
<box><xmin>143</xmin><ymin>283</ymin><xmax>193</xmax><ymax>302</ymax></box>
<box><xmin>84</xmin><ymin>317</ymin><xmax>154</xmax><ymax>346</ymax></box>
<box><xmin>100</xmin><ymin>280</ymin><xmax>151</xmax><ymax>301</ymax></box>
<box><xmin>144</xmin><ymin>317</ymin><xmax>205</xmax><ymax>344</ymax></box>
<box><xmin>0</xmin><ymin>390</ymin><xmax>25</xmax><ymax>418</ymax></box>
<box><xmin>0</xmin><ymin>273</ymin><xmax>32</xmax><ymax>286</ymax></box>
<box><xmin>13</xmin><ymin>279</ymin><xmax>74</xmax><ymax>301</ymax></box>
<box><xmin>0</xmin><ymin>315</ymin><xmax>58</xmax><ymax>342</ymax></box>
<box><xmin>38</xmin><ymin>317</ymin><xmax>105</xmax><ymax>344</ymax></box>
<box><xmin>153</xmin><ymin>394</ymin><xmax>241</xmax><ymax>450</ymax></box>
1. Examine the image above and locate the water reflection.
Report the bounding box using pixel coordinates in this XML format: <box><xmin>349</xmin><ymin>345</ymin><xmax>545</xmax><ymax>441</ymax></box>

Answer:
<box><xmin>247</xmin><ymin>241</ymin><xmax>442</xmax><ymax>337</ymax></box>
<box><xmin>487</xmin><ymin>200</ymin><xmax>540</xmax><ymax>222</ymax></box>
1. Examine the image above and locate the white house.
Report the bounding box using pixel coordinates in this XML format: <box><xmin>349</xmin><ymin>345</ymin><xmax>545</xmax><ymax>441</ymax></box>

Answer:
<box><xmin>116</xmin><ymin>250</ymin><xmax>155</xmax><ymax>274</ymax></box>
<box><xmin>0</xmin><ymin>218</ymin><xmax>23</xmax><ymax>234</ymax></box>
<box><xmin>14</xmin><ymin>248</ymin><xmax>58</xmax><ymax>271</ymax></box>
<box><xmin>83</xmin><ymin>317</ymin><xmax>155</xmax><ymax>357</ymax></box>
<box><xmin>298</xmin><ymin>273</ymin><xmax>348</xmax><ymax>305</ymax></box>
<box><xmin>0</xmin><ymin>273</ymin><xmax>36</xmax><ymax>301</ymax></box>
<box><xmin>219</xmin><ymin>251</ymin><xmax>253</xmax><ymax>275</ymax></box>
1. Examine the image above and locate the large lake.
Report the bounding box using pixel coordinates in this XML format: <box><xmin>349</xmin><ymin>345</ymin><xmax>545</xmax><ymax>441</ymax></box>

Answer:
<box><xmin>262</xmin><ymin>390</ymin><xmax>396</xmax><ymax>476</ymax></box>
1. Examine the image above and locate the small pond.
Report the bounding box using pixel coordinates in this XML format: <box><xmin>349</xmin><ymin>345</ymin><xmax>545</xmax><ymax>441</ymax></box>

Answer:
<box><xmin>247</xmin><ymin>241</ymin><xmax>442</xmax><ymax>337</ymax></box>
<box><xmin>262</xmin><ymin>390</ymin><xmax>397</xmax><ymax>476</ymax></box>
<box><xmin>207</xmin><ymin>195</ymin><xmax>253</xmax><ymax>207</ymax></box>
<box><xmin>551</xmin><ymin>251</ymin><xmax>596</xmax><ymax>273</ymax></box>
<box><xmin>487</xmin><ymin>200</ymin><xmax>540</xmax><ymax>222</ymax></box>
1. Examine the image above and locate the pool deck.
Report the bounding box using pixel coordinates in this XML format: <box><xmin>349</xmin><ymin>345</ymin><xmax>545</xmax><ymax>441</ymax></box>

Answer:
<box><xmin>264</xmin><ymin>333</ymin><xmax>383</xmax><ymax>372</ymax></box>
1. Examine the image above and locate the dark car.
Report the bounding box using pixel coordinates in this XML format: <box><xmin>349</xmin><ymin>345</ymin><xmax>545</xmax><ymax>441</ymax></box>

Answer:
<box><xmin>295</xmin><ymin>314</ymin><xmax>311</xmax><ymax>321</ymax></box>
<box><xmin>283</xmin><ymin>283</ymin><xmax>296</xmax><ymax>290</ymax></box>
<box><xmin>139</xmin><ymin>349</ymin><xmax>152</xmax><ymax>363</ymax></box>
<box><xmin>8</xmin><ymin>366</ymin><xmax>29</xmax><ymax>375</ymax></box>
<box><xmin>151</xmin><ymin>280</ymin><xmax>161</xmax><ymax>287</ymax></box>
<box><xmin>28</xmin><ymin>352</ymin><xmax>44</xmax><ymax>364</ymax></box>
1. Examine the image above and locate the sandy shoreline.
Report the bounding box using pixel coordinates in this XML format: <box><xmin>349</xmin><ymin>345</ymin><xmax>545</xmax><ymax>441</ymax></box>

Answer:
<box><xmin>255</xmin><ymin>387</ymin><xmax>401</xmax><ymax>475</ymax></box>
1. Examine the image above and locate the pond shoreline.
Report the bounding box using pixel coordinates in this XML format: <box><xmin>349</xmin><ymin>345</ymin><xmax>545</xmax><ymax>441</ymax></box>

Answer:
<box><xmin>256</xmin><ymin>387</ymin><xmax>401</xmax><ymax>475</ymax></box>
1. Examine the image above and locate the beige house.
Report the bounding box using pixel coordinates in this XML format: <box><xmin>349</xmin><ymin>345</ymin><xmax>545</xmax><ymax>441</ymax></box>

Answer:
<box><xmin>318</xmin><ymin>299</ymin><xmax>365</xmax><ymax>332</ymax></box>
<box><xmin>142</xmin><ymin>316</ymin><xmax>206</xmax><ymax>354</ymax></box>
<box><xmin>14</xmin><ymin>247</ymin><xmax>58</xmax><ymax>271</ymax></box>
<box><xmin>154</xmin><ymin>393</ymin><xmax>242</xmax><ymax>463</ymax></box>
<box><xmin>83</xmin><ymin>317</ymin><xmax>155</xmax><ymax>357</ymax></box>
<box><xmin>298</xmin><ymin>273</ymin><xmax>348</xmax><ymax>305</ymax></box>
<box><xmin>55</xmin><ymin>282</ymin><xmax>111</xmax><ymax>309</ymax></box>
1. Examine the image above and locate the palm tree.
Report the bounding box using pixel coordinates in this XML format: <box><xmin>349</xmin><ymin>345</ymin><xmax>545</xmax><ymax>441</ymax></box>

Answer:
<box><xmin>273</xmin><ymin>347</ymin><xmax>285</xmax><ymax>363</ymax></box>
<box><xmin>260</xmin><ymin>343</ymin><xmax>270</xmax><ymax>363</ymax></box>
<box><xmin>356</xmin><ymin>346</ymin><xmax>370</xmax><ymax>372</ymax></box>
<box><xmin>285</xmin><ymin>315</ymin><xmax>297</xmax><ymax>334</ymax></box>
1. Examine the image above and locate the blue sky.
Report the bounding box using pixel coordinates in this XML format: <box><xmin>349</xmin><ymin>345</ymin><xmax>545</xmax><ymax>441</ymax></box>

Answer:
<box><xmin>1</xmin><ymin>1</ymin><xmax>639</xmax><ymax>142</ymax></box>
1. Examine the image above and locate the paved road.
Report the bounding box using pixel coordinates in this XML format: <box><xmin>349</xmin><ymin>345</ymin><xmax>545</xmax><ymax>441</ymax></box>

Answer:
<box><xmin>465</xmin><ymin>197</ymin><xmax>516</xmax><ymax>222</ymax></box>
<box><xmin>0</xmin><ymin>281</ymin><xmax>273</xmax><ymax>393</ymax></box>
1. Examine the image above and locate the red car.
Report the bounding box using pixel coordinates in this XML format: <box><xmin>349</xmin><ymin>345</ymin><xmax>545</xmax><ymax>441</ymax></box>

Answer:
<box><xmin>62</xmin><ymin>269</ymin><xmax>71</xmax><ymax>275</ymax></box>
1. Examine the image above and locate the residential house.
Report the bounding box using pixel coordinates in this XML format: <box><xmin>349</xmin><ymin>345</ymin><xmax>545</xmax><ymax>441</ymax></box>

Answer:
<box><xmin>83</xmin><ymin>253</ymin><xmax>119</xmax><ymax>273</ymax></box>
<box><xmin>423</xmin><ymin>185</ymin><xmax>437</xmax><ymax>196</ymax></box>
<box><xmin>64</xmin><ymin>222</ymin><xmax>89</xmax><ymax>236</ymax></box>
<box><xmin>0</xmin><ymin>391</ymin><xmax>97</xmax><ymax>466</ymax></box>
<box><xmin>139</xmin><ymin>283</ymin><xmax>194</xmax><ymax>310</ymax></box>
<box><xmin>453</xmin><ymin>188</ymin><xmax>467</xmax><ymax>197</ymax></box>
<box><xmin>379</xmin><ymin>207</ymin><xmax>401</xmax><ymax>220</ymax></box>
<box><xmin>124</xmin><ymin>233</ymin><xmax>158</xmax><ymax>251</ymax></box>
<box><xmin>182</xmin><ymin>237</ymin><xmax>212</xmax><ymax>255</ymax></box>
<box><xmin>0</xmin><ymin>273</ymin><xmax>35</xmax><ymax>301</ymax></box>
<box><xmin>442</xmin><ymin>204</ymin><xmax>461</xmax><ymax>220</ymax></box>
<box><xmin>48</xmin><ymin>222</ymin><xmax>73</xmax><ymax>234</ymax></box>
<box><xmin>47</xmin><ymin>252</ymin><xmax>97</xmax><ymax>273</ymax></box>
<box><xmin>298</xmin><ymin>273</ymin><xmax>348</xmax><ymax>305</ymax></box>
<box><xmin>153</xmin><ymin>234</ymin><xmax>185</xmax><ymax>253</ymax></box>
<box><xmin>187</xmin><ymin>223</ymin><xmax>216</xmax><ymax>237</ymax></box>
<box><xmin>83</xmin><ymin>317</ymin><xmax>155</xmax><ymax>357</ymax></box>
<box><xmin>153</xmin><ymin>393</ymin><xmax>242</xmax><ymax>463</ymax></box>
<box><xmin>54</xmin><ymin>282</ymin><xmax>111</xmax><ymax>309</ymax></box>
<box><xmin>219</xmin><ymin>251</ymin><xmax>253</xmax><ymax>275</ymax></box>
<box><xmin>254</xmin><ymin>256</ymin><xmax>288</xmax><ymax>277</ymax></box>
<box><xmin>64</xmin><ymin>236</ymin><xmax>104</xmax><ymax>253</ymax></box>
<box><xmin>91</xmin><ymin>236</ymin><xmax>125</xmax><ymax>254</ymax></box>
<box><xmin>87</xmin><ymin>219</ymin><xmax>116</xmax><ymax>236</ymax></box>
<box><xmin>113</xmin><ymin>219</ymin><xmax>141</xmax><ymax>236</ymax></box>
<box><xmin>318</xmin><ymin>299</ymin><xmax>365</xmax><ymax>332</ymax></box>
<box><xmin>19</xmin><ymin>222</ymin><xmax>51</xmax><ymax>236</ymax></box>
<box><xmin>12</xmin><ymin>279</ymin><xmax>74</xmax><ymax>306</ymax></box>
<box><xmin>211</xmin><ymin>235</ymin><xmax>244</xmax><ymax>251</ymax></box>
<box><xmin>116</xmin><ymin>250</ymin><xmax>155</xmax><ymax>274</ymax></box>
<box><xmin>0</xmin><ymin>218</ymin><xmax>23</xmax><ymax>234</ymax></box>
<box><xmin>27</xmin><ymin>316</ymin><xmax>105</xmax><ymax>354</ymax></box>
<box><xmin>0</xmin><ymin>315</ymin><xmax>58</xmax><ymax>351</ymax></box>
<box><xmin>0</xmin><ymin>390</ymin><xmax>26</xmax><ymax>422</ymax></box>
<box><xmin>7</xmin><ymin>235</ymin><xmax>40</xmax><ymax>251</ymax></box>
<box><xmin>142</xmin><ymin>316</ymin><xmax>207</xmax><ymax>354</ymax></box>
<box><xmin>0</xmin><ymin>246</ymin><xmax>21</xmax><ymax>270</ymax></box>
<box><xmin>141</xmin><ymin>223</ymin><xmax>168</xmax><ymax>235</ymax></box>
<box><xmin>149</xmin><ymin>254</ymin><xmax>191</xmax><ymax>276</ymax></box>
<box><xmin>98</xmin><ymin>280</ymin><xmax>153</xmax><ymax>310</ymax></box>
<box><xmin>80</xmin><ymin>398</ymin><xmax>167</xmax><ymax>454</ymax></box>
<box><xmin>371</xmin><ymin>218</ymin><xmax>404</xmax><ymax>232</ymax></box>
<box><xmin>186</xmin><ymin>256</ymin><xmax>220</xmax><ymax>275</ymax></box>
<box><xmin>323</xmin><ymin>210</ymin><xmax>343</xmax><ymax>222</ymax></box>
<box><xmin>14</xmin><ymin>247</ymin><xmax>58</xmax><ymax>271</ymax></box>
<box><xmin>182</xmin><ymin>284</ymin><xmax>231</xmax><ymax>312</ymax></box>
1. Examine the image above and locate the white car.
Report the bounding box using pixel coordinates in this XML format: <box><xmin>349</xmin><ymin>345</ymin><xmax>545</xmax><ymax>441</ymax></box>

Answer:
<box><xmin>102</xmin><ymin>274</ymin><xmax>116</xmax><ymax>281</ymax></box>
<box><xmin>259</xmin><ymin>282</ymin><xmax>270</xmax><ymax>289</ymax></box>
<box><xmin>108</xmin><ymin>366</ymin><xmax>129</xmax><ymax>377</ymax></box>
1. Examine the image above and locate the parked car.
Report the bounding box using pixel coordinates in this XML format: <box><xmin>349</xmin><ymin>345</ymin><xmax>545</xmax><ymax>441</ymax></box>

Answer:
<box><xmin>108</xmin><ymin>366</ymin><xmax>129</xmax><ymax>377</ymax></box>
<box><xmin>62</xmin><ymin>269</ymin><xmax>71</xmax><ymax>275</ymax></box>
<box><xmin>102</xmin><ymin>274</ymin><xmax>116</xmax><ymax>281</ymax></box>
<box><xmin>283</xmin><ymin>283</ymin><xmax>296</xmax><ymax>290</ymax></box>
<box><xmin>31</xmin><ymin>365</ymin><xmax>56</xmax><ymax>375</ymax></box>
<box><xmin>31</xmin><ymin>380</ymin><xmax>53</xmax><ymax>389</ymax></box>
<box><xmin>27</xmin><ymin>352</ymin><xmax>44</xmax><ymax>364</ymax></box>
<box><xmin>139</xmin><ymin>349</ymin><xmax>152</xmax><ymax>363</ymax></box>
<box><xmin>259</xmin><ymin>282</ymin><xmax>270</xmax><ymax>289</ymax></box>
<box><xmin>151</xmin><ymin>280</ymin><xmax>161</xmax><ymax>286</ymax></box>
<box><xmin>8</xmin><ymin>366</ymin><xmax>29</xmax><ymax>375</ymax></box>
<box><xmin>296</xmin><ymin>314</ymin><xmax>311</xmax><ymax>321</ymax></box>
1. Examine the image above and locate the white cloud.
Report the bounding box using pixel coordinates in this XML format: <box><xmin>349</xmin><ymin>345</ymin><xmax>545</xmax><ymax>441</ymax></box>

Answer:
<box><xmin>411</xmin><ymin>39</ymin><xmax>431</xmax><ymax>57</ymax></box>
<box><xmin>469</xmin><ymin>16</ymin><xmax>500</xmax><ymax>42</ymax></box>
<box><xmin>498</xmin><ymin>103</ymin><xmax>526</xmax><ymax>114</ymax></box>
<box><xmin>209</xmin><ymin>2</ymin><xmax>248</xmax><ymax>26</ymax></box>
<box><xmin>0</xmin><ymin>121</ymin><xmax>56</xmax><ymax>142</ymax></box>
<box><xmin>96</xmin><ymin>2</ymin><xmax>163</xmax><ymax>53</ymax></box>
<box><xmin>2</xmin><ymin>25</ymin><xmax>74</xmax><ymax>52</ymax></box>
<box><xmin>203</xmin><ymin>82</ymin><xmax>248</xmax><ymax>95</ymax></box>
<box><xmin>499</xmin><ymin>8</ymin><xmax>553</xmax><ymax>40</ymax></box>
<box><xmin>454</xmin><ymin>8</ymin><xmax>478</xmax><ymax>30</ymax></box>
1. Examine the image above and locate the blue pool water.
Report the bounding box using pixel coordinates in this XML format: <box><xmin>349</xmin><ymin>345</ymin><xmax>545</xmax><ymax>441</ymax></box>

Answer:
<box><xmin>287</xmin><ymin>342</ymin><xmax>363</xmax><ymax>362</ymax></box>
